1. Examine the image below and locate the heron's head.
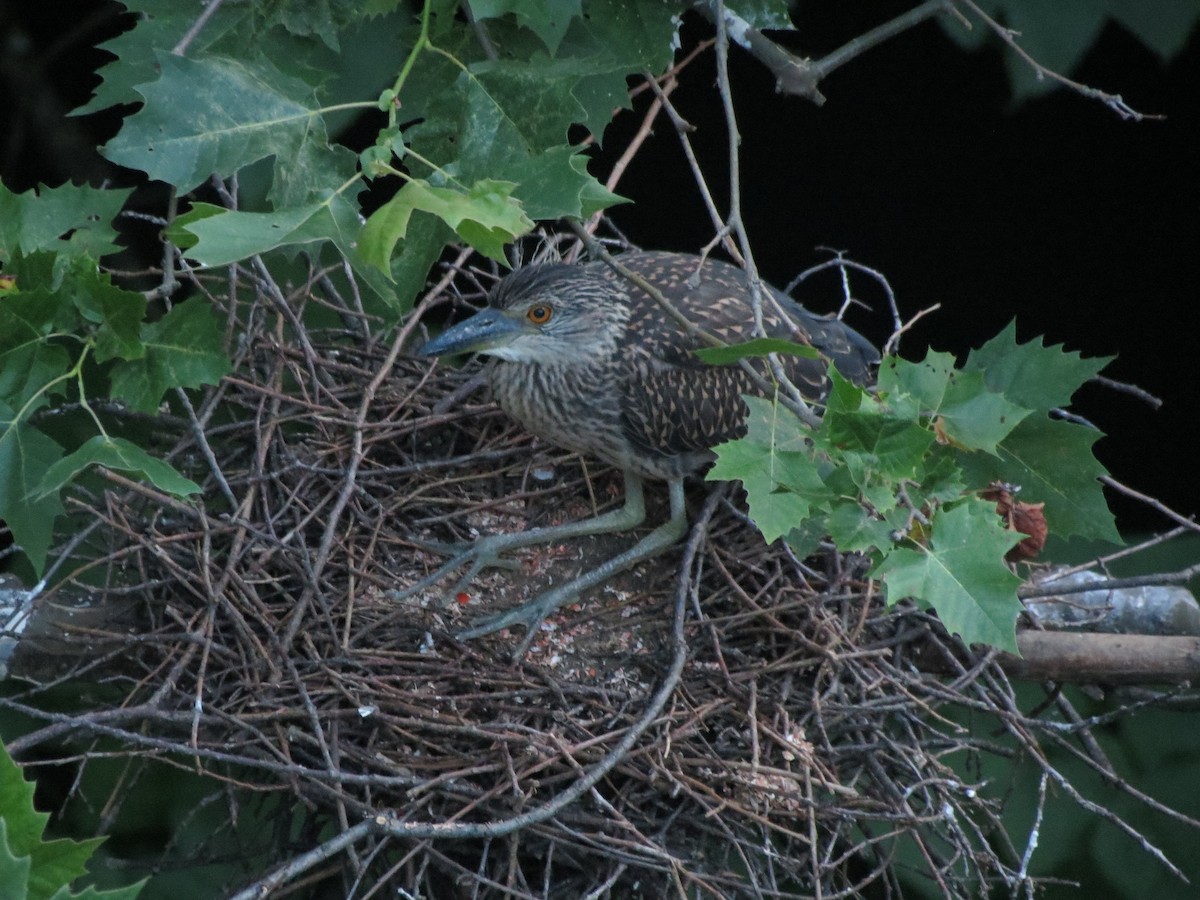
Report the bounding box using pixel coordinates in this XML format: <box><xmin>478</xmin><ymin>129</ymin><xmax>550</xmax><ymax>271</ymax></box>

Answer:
<box><xmin>418</xmin><ymin>263</ymin><xmax>628</xmax><ymax>365</ymax></box>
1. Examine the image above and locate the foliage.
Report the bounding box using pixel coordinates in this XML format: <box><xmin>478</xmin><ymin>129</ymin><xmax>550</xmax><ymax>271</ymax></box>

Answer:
<box><xmin>0</xmin><ymin>0</ymin><xmax>1189</xmax><ymax>897</ymax></box>
<box><xmin>0</xmin><ymin>1</ymin><xmax>1169</xmax><ymax>636</ymax></box>
<box><xmin>0</xmin><ymin>741</ymin><xmax>144</xmax><ymax>899</ymax></box>
<box><xmin>710</xmin><ymin>324</ymin><xmax>1116</xmax><ymax>651</ymax></box>
<box><xmin>0</xmin><ymin>0</ymin><xmax>698</xmax><ymax>577</ymax></box>
<box><xmin>0</xmin><ymin>236</ymin><xmax>224</xmax><ymax>575</ymax></box>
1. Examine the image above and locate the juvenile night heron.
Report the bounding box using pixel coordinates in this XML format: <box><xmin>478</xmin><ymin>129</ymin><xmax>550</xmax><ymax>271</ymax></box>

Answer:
<box><xmin>413</xmin><ymin>251</ymin><xmax>878</xmax><ymax>641</ymax></box>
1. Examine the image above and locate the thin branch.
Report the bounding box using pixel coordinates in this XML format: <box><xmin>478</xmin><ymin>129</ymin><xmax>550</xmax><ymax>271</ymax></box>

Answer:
<box><xmin>172</xmin><ymin>0</ymin><xmax>226</xmax><ymax>56</ymax></box>
<box><xmin>1091</xmin><ymin>374</ymin><xmax>1164</xmax><ymax>409</ymax></box>
<box><xmin>951</xmin><ymin>0</ymin><xmax>1164</xmax><ymax>121</ymax></box>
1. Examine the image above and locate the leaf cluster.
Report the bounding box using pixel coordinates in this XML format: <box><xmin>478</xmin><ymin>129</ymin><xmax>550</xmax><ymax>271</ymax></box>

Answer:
<box><xmin>0</xmin><ymin>185</ymin><xmax>229</xmax><ymax>575</ymax></box>
<box><xmin>709</xmin><ymin>323</ymin><xmax>1116</xmax><ymax>652</ymax></box>
<box><xmin>93</xmin><ymin>0</ymin><xmax>716</xmax><ymax>310</ymax></box>
<box><xmin>2</xmin><ymin>0</ymin><xmax>747</xmax><ymax>575</ymax></box>
<box><xmin>0</xmin><ymin>741</ymin><xmax>145</xmax><ymax>899</ymax></box>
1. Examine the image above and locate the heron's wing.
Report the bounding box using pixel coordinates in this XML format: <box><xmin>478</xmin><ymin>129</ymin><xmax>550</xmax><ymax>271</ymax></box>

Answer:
<box><xmin>619</xmin><ymin>362</ymin><xmax>759</xmax><ymax>462</ymax></box>
<box><xmin>595</xmin><ymin>251</ymin><xmax>878</xmax><ymax>382</ymax></box>
<box><xmin>604</xmin><ymin>252</ymin><xmax>877</xmax><ymax>459</ymax></box>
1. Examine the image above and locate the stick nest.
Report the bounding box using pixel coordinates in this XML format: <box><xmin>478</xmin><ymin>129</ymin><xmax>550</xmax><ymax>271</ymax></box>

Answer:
<box><xmin>7</xmin><ymin>258</ymin><xmax>1190</xmax><ymax>899</ymax></box>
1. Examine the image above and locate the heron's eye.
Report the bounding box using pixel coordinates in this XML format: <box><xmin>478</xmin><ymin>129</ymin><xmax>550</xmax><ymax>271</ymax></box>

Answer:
<box><xmin>527</xmin><ymin>304</ymin><xmax>553</xmax><ymax>325</ymax></box>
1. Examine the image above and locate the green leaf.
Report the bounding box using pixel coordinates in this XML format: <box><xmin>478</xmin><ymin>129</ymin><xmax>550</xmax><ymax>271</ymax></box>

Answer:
<box><xmin>108</xmin><ymin>300</ymin><xmax>231</xmax><ymax>414</ymax></box>
<box><xmin>180</xmin><ymin>201</ymin><xmax>348</xmax><ymax>268</ymax></box>
<box><xmin>1</xmin><ymin>739</ymin><xmax>102</xmax><ymax>900</ymax></box>
<box><xmin>823</xmin><ymin>407</ymin><xmax>934</xmax><ymax>482</ymax></box>
<box><xmin>0</xmin><ymin>742</ymin><xmax>50</xmax><ymax>864</ymax></box>
<box><xmin>177</xmin><ymin>141</ymin><xmax>422</xmax><ymax>311</ymax></box>
<box><xmin>964</xmin><ymin>320</ymin><xmax>1111</xmax><ymax>411</ymax></box>
<box><xmin>938</xmin><ymin>1</ymin><xmax>1197</xmax><ymax>101</ymax></box>
<box><xmin>76</xmin><ymin>0</ymin><xmax>252</xmax><ymax>115</ymax></box>
<box><xmin>709</xmin><ymin>437</ymin><xmax>819</xmax><ymax>543</ymax></box>
<box><xmin>873</xmin><ymin>501</ymin><xmax>1024</xmax><ymax>652</ymax></box>
<box><xmin>1108</xmin><ymin>0</ymin><xmax>1200</xmax><ymax>61</ymax></box>
<box><xmin>37</xmin><ymin>436</ymin><xmax>201</xmax><ymax>499</ymax></box>
<box><xmin>569</xmin><ymin>153</ymin><xmax>627</xmax><ymax>218</ymax></box>
<box><xmin>409</xmin><ymin>79</ymin><xmax>625</xmax><ymax>220</ymax></box>
<box><xmin>0</xmin><ymin>184</ymin><xmax>132</xmax><ymax>262</ymax></box>
<box><xmin>726</xmin><ymin>0</ymin><xmax>795</xmax><ymax>30</ymax></box>
<box><xmin>0</xmin><ymin>279</ymin><xmax>74</xmax><ymax>409</ymax></box>
<box><xmin>998</xmin><ymin>1</ymin><xmax>1107</xmax><ymax>100</ymax></box>
<box><xmin>549</xmin><ymin>0</ymin><xmax>679</xmax><ymax>140</ymax></box>
<box><xmin>0</xmin><ymin>253</ymin><xmax>147</xmax><ymax>368</ymax></box>
<box><xmin>472</xmin><ymin>56</ymin><xmax>592</xmax><ymax>150</ymax></box>
<box><xmin>692</xmin><ymin>338</ymin><xmax>821</xmax><ymax>365</ymax></box>
<box><xmin>708</xmin><ymin>396</ymin><xmax>828</xmax><ymax>542</ymax></box>
<box><xmin>384</xmin><ymin>213</ymin><xmax>458</xmax><ymax>314</ymax></box>
<box><xmin>738</xmin><ymin>394</ymin><xmax>812</xmax><ymax>453</ymax></box>
<box><xmin>253</xmin><ymin>0</ymin><xmax>375</xmax><ymax>51</ymax></box>
<box><xmin>359</xmin><ymin>125</ymin><xmax>406</xmax><ymax>178</ymax></box>
<box><xmin>934</xmin><ymin>369</ymin><xmax>1031</xmax><ymax>454</ymax></box>
<box><xmin>820</xmin><ymin>370</ymin><xmax>934</xmax><ymax>486</ymax></box>
<box><xmin>826</xmin><ymin>500</ymin><xmax>894</xmax><ymax>553</ymax></box>
<box><xmin>957</xmin><ymin>414</ymin><xmax>1120</xmax><ymax>543</ymax></box>
<box><xmin>914</xmin><ymin>451</ymin><xmax>969</xmax><ymax>505</ymax></box>
<box><xmin>51</xmin><ymin>881</ymin><xmax>148</xmax><ymax>900</ymax></box>
<box><xmin>564</xmin><ymin>0</ymin><xmax>679</xmax><ymax>72</ymax></box>
<box><xmin>784</xmin><ymin>517</ymin><xmax>825</xmax><ymax>558</ymax></box>
<box><xmin>27</xmin><ymin>835</ymin><xmax>106</xmax><ymax>900</ymax></box>
<box><xmin>879</xmin><ymin>352</ymin><xmax>1031</xmax><ymax>454</ymax></box>
<box><xmin>102</xmin><ymin>53</ymin><xmax>328</xmax><ymax>192</ymax></box>
<box><xmin>0</xmin><ymin>820</ymin><xmax>33</xmax><ymax>900</ymax></box>
<box><xmin>360</xmin><ymin>179</ymin><xmax>533</xmax><ymax>269</ymax></box>
<box><xmin>470</xmin><ymin>0</ymin><xmax>584</xmax><ymax>54</ymax></box>
<box><xmin>69</xmin><ymin>271</ymin><xmax>148</xmax><ymax>364</ymax></box>
<box><xmin>0</xmin><ymin>340</ymin><xmax>69</xmax><ymax>412</ymax></box>
<box><xmin>0</xmin><ymin>744</ymin><xmax>145</xmax><ymax>900</ymax></box>
<box><xmin>0</xmin><ymin>408</ymin><xmax>65</xmax><ymax>576</ymax></box>
<box><xmin>267</xmin><ymin>138</ymin><xmax>361</xmax><ymax>212</ymax></box>
<box><xmin>165</xmin><ymin>204</ymin><xmax>225</xmax><ymax>252</ymax></box>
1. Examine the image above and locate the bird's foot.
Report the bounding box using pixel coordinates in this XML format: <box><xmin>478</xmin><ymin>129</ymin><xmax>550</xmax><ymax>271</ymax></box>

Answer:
<box><xmin>387</xmin><ymin>535</ymin><xmax>523</xmax><ymax>605</ymax></box>
<box><xmin>454</xmin><ymin>583</ymin><xmax>580</xmax><ymax>661</ymax></box>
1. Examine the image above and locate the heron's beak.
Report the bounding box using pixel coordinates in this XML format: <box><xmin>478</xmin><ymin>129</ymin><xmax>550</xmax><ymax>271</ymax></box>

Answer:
<box><xmin>418</xmin><ymin>307</ymin><xmax>527</xmax><ymax>358</ymax></box>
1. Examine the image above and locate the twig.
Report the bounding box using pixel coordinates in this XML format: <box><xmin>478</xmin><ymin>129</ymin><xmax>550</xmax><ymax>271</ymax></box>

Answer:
<box><xmin>951</xmin><ymin>0</ymin><xmax>1163</xmax><ymax>121</ymax></box>
<box><xmin>370</xmin><ymin>491</ymin><xmax>717</xmax><ymax>845</ymax></box>
<box><xmin>172</xmin><ymin>0</ymin><xmax>226</xmax><ymax>56</ymax></box>
<box><xmin>1100</xmin><ymin>475</ymin><xmax>1200</xmax><ymax>534</ymax></box>
<box><xmin>228</xmin><ymin>820</ymin><xmax>376</xmax><ymax>900</ymax></box>
<box><xmin>1090</xmin><ymin>374</ymin><xmax>1164</xmax><ymax>409</ymax></box>
<box><xmin>1020</xmin><ymin>560</ymin><xmax>1200</xmax><ymax>598</ymax></box>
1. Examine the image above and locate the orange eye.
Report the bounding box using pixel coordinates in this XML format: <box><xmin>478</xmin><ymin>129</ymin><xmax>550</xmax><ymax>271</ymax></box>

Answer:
<box><xmin>527</xmin><ymin>304</ymin><xmax>553</xmax><ymax>325</ymax></box>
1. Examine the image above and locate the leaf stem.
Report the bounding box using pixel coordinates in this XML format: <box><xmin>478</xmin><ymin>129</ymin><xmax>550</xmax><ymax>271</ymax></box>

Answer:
<box><xmin>393</xmin><ymin>0</ymin><xmax>434</xmax><ymax>97</ymax></box>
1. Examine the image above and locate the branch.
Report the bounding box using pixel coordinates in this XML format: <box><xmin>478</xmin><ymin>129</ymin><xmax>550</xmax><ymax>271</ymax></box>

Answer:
<box><xmin>229</xmin><ymin>821</ymin><xmax>375</xmax><ymax>900</ymax></box>
<box><xmin>1003</xmin><ymin>632</ymin><xmax>1200</xmax><ymax>685</ymax></box>
<box><xmin>1020</xmin><ymin>563</ymin><xmax>1200</xmax><ymax>599</ymax></box>
<box><xmin>951</xmin><ymin>0</ymin><xmax>1164</xmax><ymax>121</ymax></box>
<box><xmin>692</xmin><ymin>0</ymin><xmax>950</xmax><ymax>105</ymax></box>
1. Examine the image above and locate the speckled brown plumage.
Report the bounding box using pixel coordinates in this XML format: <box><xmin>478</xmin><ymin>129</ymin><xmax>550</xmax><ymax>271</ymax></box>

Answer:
<box><xmin>479</xmin><ymin>251</ymin><xmax>878</xmax><ymax>480</ymax></box>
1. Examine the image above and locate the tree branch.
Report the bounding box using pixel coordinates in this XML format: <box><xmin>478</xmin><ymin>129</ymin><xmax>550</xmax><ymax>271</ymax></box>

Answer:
<box><xmin>692</xmin><ymin>0</ymin><xmax>950</xmax><ymax>105</ymax></box>
<box><xmin>1004</xmin><ymin>632</ymin><xmax>1200</xmax><ymax>684</ymax></box>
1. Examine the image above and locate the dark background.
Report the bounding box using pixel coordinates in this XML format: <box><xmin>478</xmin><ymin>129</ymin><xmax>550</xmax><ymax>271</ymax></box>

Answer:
<box><xmin>1</xmin><ymin>0</ymin><xmax>1196</xmax><ymax>534</ymax></box>
<box><xmin>594</xmin><ymin>8</ymin><xmax>1199</xmax><ymax>536</ymax></box>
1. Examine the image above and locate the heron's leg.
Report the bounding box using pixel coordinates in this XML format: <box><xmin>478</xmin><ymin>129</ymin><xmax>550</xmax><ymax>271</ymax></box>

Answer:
<box><xmin>456</xmin><ymin>477</ymin><xmax>689</xmax><ymax>654</ymax></box>
<box><xmin>390</xmin><ymin>470</ymin><xmax>649</xmax><ymax>602</ymax></box>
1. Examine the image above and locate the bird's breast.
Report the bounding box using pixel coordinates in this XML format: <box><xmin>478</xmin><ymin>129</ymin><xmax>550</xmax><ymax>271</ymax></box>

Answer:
<box><xmin>488</xmin><ymin>359</ymin><xmax>626</xmax><ymax>462</ymax></box>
